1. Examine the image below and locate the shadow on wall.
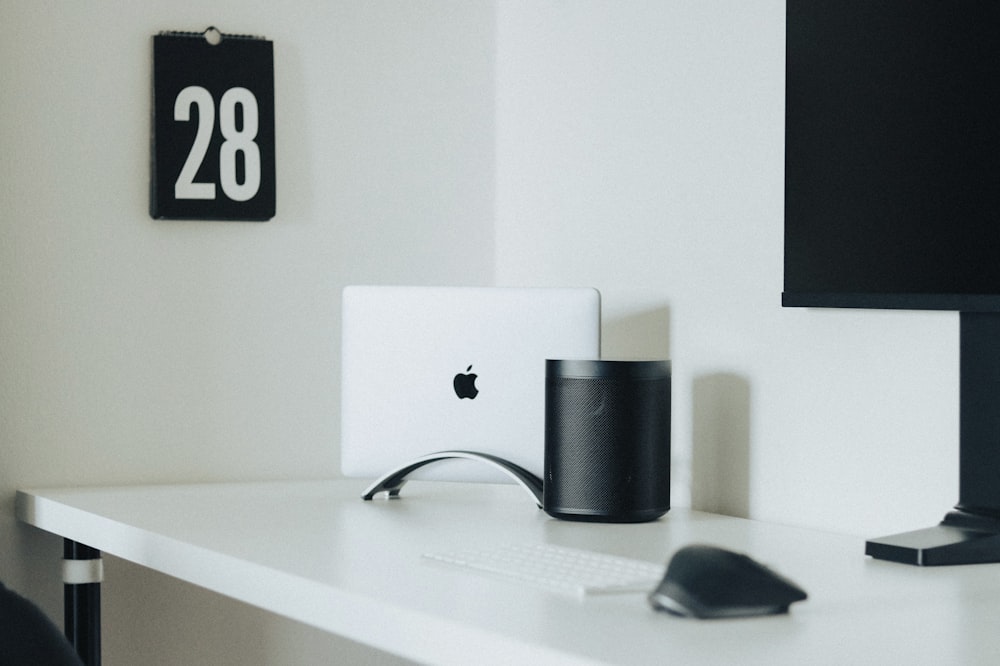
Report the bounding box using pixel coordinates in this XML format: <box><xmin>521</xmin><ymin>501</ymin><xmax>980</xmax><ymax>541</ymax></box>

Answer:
<box><xmin>601</xmin><ymin>307</ymin><xmax>671</xmax><ymax>359</ymax></box>
<box><xmin>691</xmin><ymin>373</ymin><xmax>751</xmax><ymax>518</ymax></box>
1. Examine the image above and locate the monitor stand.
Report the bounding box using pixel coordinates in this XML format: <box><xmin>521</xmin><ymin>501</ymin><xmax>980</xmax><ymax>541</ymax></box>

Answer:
<box><xmin>866</xmin><ymin>510</ymin><xmax>1000</xmax><ymax>565</ymax></box>
<box><xmin>866</xmin><ymin>312</ymin><xmax>1000</xmax><ymax>565</ymax></box>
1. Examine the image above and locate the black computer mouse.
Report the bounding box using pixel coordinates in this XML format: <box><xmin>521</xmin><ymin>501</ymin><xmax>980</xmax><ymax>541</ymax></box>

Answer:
<box><xmin>648</xmin><ymin>544</ymin><xmax>807</xmax><ymax>619</ymax></box>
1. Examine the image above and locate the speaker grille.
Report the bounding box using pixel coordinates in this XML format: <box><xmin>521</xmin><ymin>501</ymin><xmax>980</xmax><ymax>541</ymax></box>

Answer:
<box><xmin>544</xmin><ymin>374</ymin><xmax>670</xmax><ymax>522</ymax></box>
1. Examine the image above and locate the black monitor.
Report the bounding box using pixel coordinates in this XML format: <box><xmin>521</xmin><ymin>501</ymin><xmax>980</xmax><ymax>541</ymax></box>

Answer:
<box><xmin>783</xmin><ymin>0</ymin><xmax>1000</xmax><ymax>564</ymax></box>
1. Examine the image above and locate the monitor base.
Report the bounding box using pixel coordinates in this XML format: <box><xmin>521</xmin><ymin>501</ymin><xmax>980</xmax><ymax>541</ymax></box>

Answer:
<box><xmin>866</xmin><ymin>509</ymin><xmax>1000</xmax><ymax>565</ymax></box>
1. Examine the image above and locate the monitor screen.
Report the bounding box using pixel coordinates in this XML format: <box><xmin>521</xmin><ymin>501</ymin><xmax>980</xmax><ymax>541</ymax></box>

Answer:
<box><xmin>783</xmin><ymin>0</ymin><xmax>1000</xmax><ymax>311</ymax></box>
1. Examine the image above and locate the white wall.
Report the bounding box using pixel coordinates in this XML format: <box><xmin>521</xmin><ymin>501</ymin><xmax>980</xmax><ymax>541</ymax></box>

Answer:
<box><xmin>1</xmin><ymin>1</ymin><xmax>965</xmax><ymax>663</ymax></box>
<box><xmin>2</xmin><ymin>0</ymin><xmax>493</xmax><ymax>663</ymax></box>
<box><xmin>495</xmin><ymin>0</ymin><xmax>959</xmax><ymax>537</ymax></box>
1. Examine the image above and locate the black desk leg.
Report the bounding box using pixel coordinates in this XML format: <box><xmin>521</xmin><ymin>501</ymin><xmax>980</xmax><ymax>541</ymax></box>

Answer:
<box><xmin>63</xmin><ymin>540</ymin><xmax>101</xmax><ymax>666</ymax></box>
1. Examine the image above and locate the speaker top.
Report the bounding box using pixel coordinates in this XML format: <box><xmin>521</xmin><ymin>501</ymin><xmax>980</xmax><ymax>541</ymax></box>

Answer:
<box><xmin>546</xmin><ymin>359</ymin><xmax>670</xmax><ymax>380</ymax></box>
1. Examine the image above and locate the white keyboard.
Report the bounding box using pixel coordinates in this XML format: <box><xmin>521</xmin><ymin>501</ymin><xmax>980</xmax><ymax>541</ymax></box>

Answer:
<box><xmin>422</xmin><ymin>543</ymin><xmax>665</xmax><ymax>598</ymax></box>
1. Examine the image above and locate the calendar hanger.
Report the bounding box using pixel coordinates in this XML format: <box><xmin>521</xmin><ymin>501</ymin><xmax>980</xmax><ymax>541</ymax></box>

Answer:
<box><xmin>157</xmin><ymin>27</ymin><xmax>267</xmax><ymax>43</ymax></box>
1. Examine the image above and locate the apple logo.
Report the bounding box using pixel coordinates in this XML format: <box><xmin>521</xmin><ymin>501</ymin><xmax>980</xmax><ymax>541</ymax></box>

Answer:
<box><xmin>453</xmin><ymin>365</ymin><xmax>479</xmax><ymax>399</ymax></box>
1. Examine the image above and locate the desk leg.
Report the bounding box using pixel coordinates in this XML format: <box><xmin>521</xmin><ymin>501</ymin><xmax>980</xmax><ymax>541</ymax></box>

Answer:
<box><xmin>63</xmin><ymin>540</ymin><xmax>102</xmax><ymax>666</ymax></box>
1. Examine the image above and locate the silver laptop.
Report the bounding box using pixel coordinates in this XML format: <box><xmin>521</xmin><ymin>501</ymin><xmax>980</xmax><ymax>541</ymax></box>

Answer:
<box><xmin>340</xmin><ymin>286</ymin><xmax>601</xmax><ymax>483</ymax></box>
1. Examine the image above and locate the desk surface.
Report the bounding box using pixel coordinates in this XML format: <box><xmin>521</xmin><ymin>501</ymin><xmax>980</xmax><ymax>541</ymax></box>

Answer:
<box><xmin>15</xmin><ymin>480</ymin><xmax>1000</xmax><ymax>664</ymax></box>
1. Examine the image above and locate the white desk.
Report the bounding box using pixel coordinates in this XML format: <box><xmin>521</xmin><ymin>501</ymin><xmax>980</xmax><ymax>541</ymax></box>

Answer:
<box><xmin>15</xmin><ymin>480</ymin><xmax>1000</xmax><ymax>664</ymax></box>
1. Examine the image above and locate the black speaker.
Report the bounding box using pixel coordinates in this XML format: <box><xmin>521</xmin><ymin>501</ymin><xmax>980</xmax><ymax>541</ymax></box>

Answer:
<box><xmin>543</xmin><ymin>359</ymin><xmax>671</xmax><ymax>522</ymax></box>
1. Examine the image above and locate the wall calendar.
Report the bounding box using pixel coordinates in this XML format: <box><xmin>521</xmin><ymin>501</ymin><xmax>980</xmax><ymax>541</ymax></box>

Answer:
<box><xmin>151</xmin><ymin>28</ymin><xmax>275</xmax><ymax>221</ymax></box>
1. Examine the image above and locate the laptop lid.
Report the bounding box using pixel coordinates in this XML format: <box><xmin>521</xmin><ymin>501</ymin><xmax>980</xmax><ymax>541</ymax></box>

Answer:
<box><xmin>340</xmin><ymin>286</ymin><xmax>601</xmax><ymax>483</ymax></box>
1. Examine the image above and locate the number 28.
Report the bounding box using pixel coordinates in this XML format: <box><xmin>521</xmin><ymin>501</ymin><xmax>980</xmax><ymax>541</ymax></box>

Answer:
<box><xmin>173</xmin><ymin>85</ymin><xmax>261</xmax><ymax>202</ymax></box>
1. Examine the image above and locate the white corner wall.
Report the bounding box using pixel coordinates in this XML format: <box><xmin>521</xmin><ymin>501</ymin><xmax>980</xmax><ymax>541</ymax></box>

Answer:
<box><xmin>494</xmin><ymin>1</ymin><xmax>959</xmax><ymax>535</ymax></box>
<box><xmin>1</xmin><ymin>1</ymin><xmax>966</xmax><ymax>663</ymax></box>
<box><xmin>2</xmin><ymin>1</ymin><xmax>493</xmax><ymax>663</ymax></box>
